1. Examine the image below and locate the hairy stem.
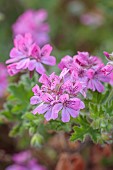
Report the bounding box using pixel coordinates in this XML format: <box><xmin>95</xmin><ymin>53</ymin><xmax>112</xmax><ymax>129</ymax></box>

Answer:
<box><xmin>105</xmin><ymin>88</ymin><xmax>113</xmax><ymax>103</ymax></box>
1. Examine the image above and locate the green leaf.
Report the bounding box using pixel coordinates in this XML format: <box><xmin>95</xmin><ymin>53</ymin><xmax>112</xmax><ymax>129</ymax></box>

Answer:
<box><xmin>22</xmin><ymin>112</ymin><xmax>36</xmax><ymax>121</ymax></box>
<box><xmin>8</xmin><ymin>83</ymin><xmax>32</xmax><ymax>105</ymax></box>
<box><xmin>70</xmin><ymin>116</ymin><xmax>101</xmax><ymax>143</ymax></box>
<box><xmin>9</xmin><ymin>123</ymin><xmax>24</xmax><ymax>137</ymax></box>
<box><xmin>31</xmin><ymin>133</ymin><xmax>44</xmax><ymax>147</ymax></box>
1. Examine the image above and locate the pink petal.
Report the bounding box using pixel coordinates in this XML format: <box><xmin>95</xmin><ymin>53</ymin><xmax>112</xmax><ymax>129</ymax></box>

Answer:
<box><xmin>29</xmin><ymin>43</ymin><xmax>40</xmax><ymax>57</ymax></box>
<box><xmin>51</xmin><ymin>103</ymin><xmax>63</xmax><ymax>120</ymax></box>
<box><xmin>28</xmin><ymin>60</ymin><xmax>36</xmax><ymax>71</ymax></box>
<box><xmin>87</xmin><ymin>69</ymin><xmax>95</xmax><ymax>79</ymax></box>
<box><xmin>14</xmin><ymin>34</ymin><xmax>23</xmax><ymax>48</ymax></box>
<box><xmin>58</xmin><ymin>55</ymin><xmax>73</xmax><ymax>70</ymax></box>
<box><xmin>80</xmin><ymin>101</ymin><xmax>85</xmax><ymax>109</ymax></box>
<box><xmin>41</xmin><ymin>44</ymin><xmax>52</xmax><ymax>57</ymax></box>
<box><xmin>36</xmin><ymin>62</ymin><xmax>46</xmax><ymax>74</ymax></box>
<box><xmin>59</xmin><ymin>68</ymin><xmax>69</xmax><ymax>79</ymax></box>
<box><xmin>61</xmin><ymin>108</ymin><xmax>70</xmax><ymax>122</ymax></box>
<box><xmin>66</xmin><ymin>107</ymin><xmax>79</xmax><ymax>118</ymax></box>
<box><xmin>41</xmin><ymin>56</ymin><xmax>56</xmax><ymax>66</ymax></box>
<box><xmin>32</xmin><ymin>103</ymin><xmax>49</xmax><ymax>115</ymax></box>
<box><xmin>99</xmin><ymin>75</ymin><xmax>110</xmax><ymax>82</ymax></box>
<box><xmin>87</xmin><ymin>80</ymin><xmax>95</xmax><ymax>91</ymax></box>
<box><xmin>94</xmin><ymin>80</ymin><xmax>104</xmax><ymax>93</ymax></box>
<box><xmin>44</xmin><ymin>108</ymin><xmax>52</xmax><ymax>121</ymax></box>
<box><xmin>16</xmin><ymin>59</ymin><xmax>30</xmax><ymax>69</ymax></box>
<box><xmin>60</xmin><ymin>94</ymin><xmax>69</xmax><ymax>103</ymax></box>
<box><xmin>30</xmin><ymin>96</ymin><xmax>41</xmax><ymax>105</ymax></box>
<box><xmin>67</xmin><ymin>98</ymin><xmax>81</xmax><ymax>110</ymax></box>
<box><xmin>41</xmin><ymin>93</ymin><xmax>53</xmax><ymax>102</ymax></box>
<box><xmin>32</xmin><ymin>84</ymin><xmax>40</xmax><ymax>95</ymax></box>
<box><xmin>39</xmin><ymin>74</ymin><xmax>49</xmax><ymax>85</ymax></box>
<box><xmin>10</xmin><ymin>48</ymin><xmax>24</xmax><ymax>58</ymax></box>
<box><xmin>7</xmin><ymin>63</ymin><xmax>20</xmax><ymax>76</ymax></box>
<box><xmin>6</xmin><ymin>58</ymin><xmax>20</xmax><ymax>64</ymax></box>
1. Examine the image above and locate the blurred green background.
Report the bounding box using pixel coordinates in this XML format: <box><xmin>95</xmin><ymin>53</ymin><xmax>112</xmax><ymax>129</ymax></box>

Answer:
<box><xmin>1</xmin><ymin>0</ymin><xmax>113</xmax><ymax>63</ymax></box>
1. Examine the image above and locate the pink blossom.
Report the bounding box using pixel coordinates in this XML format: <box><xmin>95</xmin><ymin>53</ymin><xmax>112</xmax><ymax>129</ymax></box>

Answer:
<box><xmin>6</xmin><ymin>33</ymin><xmax>56</xmax><ymax>76</ymax></box>
<box><xmin>58</xmin><ymin>55</ymin><xmax>74</xmax><ymax>70</ymax></box>
<box><xmin>101</xmin><ymin>65</ymin><xmax>113</xmax><ymax>75</ymax></box>
<box><xmin>58</xmin><ymin>51</ymin><xmax>110</xmax><ymax>93</ymax></box>
<box><xmin>87</xmin><ymin>65</ymin><xmax>110</xmax><ymax>93</ymax></box>
<box><xmin>6</xmin><ymin>151</ymin><xmax>47</xmax><ymax>170</ymax></box>
<box><xmin>30</xmin><ymin>71</ymin><xmax>85</xmax><ymax>122</ymax></box>
<box><xmin>55</xmin><ymin>94</ymin><xmax>84</xmax><ymax>122</ymax></box>
<box><xmin>6</xmin><ymin>164</ymin><xmax>27</xmax><ymax>170</ymax></box>
<box><xmin>73</xmin><ymin>51</ymin><xmax>102</xmax><ymax>68</ymax></box>
<box><xmin>0</xmin><ymin>63</ymin><xmax>8</xmax><ymax>97</ymax></box>
<box><xmin>13</xmin><ymin>151</ymin><xmax>31</xmax><ymax>164</ymax></box>
<box><xmin>103</xmin><ymin>51</ymin><xmax>113</xmax><ymax>65</ymax></box>
<box><xmin>103</xmin><ymin>51</ymin><xmax>110</xmax><ymax>60</ymax></box>
<box><xmin>12</xmin><ymin>9</ymin><xmax>50</xmax><ymax>46</ymax></box>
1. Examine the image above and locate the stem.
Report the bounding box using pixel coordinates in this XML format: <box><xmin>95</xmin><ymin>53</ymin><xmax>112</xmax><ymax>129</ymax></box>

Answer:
<box><xmin>29</xmin><ymin>71</ymin><xmax>34</xmax><ymax>79</ymax></box>
<box><xmin>105</xmin><ymin>88</ymin><xmax>113</xmax><ymax>103</ymax></box>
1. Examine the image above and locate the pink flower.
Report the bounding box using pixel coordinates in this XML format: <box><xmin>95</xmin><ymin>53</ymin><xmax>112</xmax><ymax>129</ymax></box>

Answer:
<box><xmin>6</xmin><ymin>33</ymin><xmax>56</xmax><ymax>76</ymax></box>
<box><xmin>58</xmin><ymin>51</ymin><xmax>110</xmax><ymax>93</ymax></box>
<box><xmin>13</xmin><ymin>151</ymin><xmax>31</xmax><ymax>164</ymax></box>
<box><xmin>103</xmin><ymin>51</ymin><xmax>113</xmax><ymax>65</ymax></box>
<box><xmin>12</xmin><ymin>9</ymin><xmax>50</xmax><ymax>46</ymax></box>
<box><xmin>58</xmin><ymin>55</ymin><xmax>74</xmax><ymax>70</ymax></box>
<box><xmin>87</xmin><ymin>65</ymin><xmax>110</xmax><ymax>93</ymax></box>
<box><xmin>54</xmin><ymin>94</ymin><xmax>84</xmax><ymax>122</ymax></box>
<box><xmin>101</xmin><ymin>65</ymin><xmax>113</xmax><ymax>75</ymax></box>
<box><xmin>6</xmin><ymin>151</ymin><xmax>47</xmax><ymax>170</ymax></box>
<box><xmin>103</xmin><ymin>51</ymin><xmax>111</xmax><ymax>60</ymax></box>
<box><xmin>30</xmin><ymin>71</ymin><xmax>85</xmax><ymax>122</ymax></box>
<box><xmin>73</xmin><ymin>51</ymin><xmax>102</xmax><ymax>68</ymax></box>
<box><xmin>0</xmin><ymin>63</ymin><xmax>8</xmax><ymax>97</ymax></box>
<box><xmin>6</xmin><ymin>164</ymin><xmax>27</xmax><ymax>170</ymax></box>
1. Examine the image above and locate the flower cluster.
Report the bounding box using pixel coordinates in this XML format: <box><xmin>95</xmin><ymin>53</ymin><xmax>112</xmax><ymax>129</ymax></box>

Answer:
<box><xmin>58</xmin><ymin>51</ymin><xmax>111</xmax><ymax>93</ymax></box>
<box><xmin>12</xmin><ymin>9</ymin><xmax>50</xmax><ymax>46</ymax></box>
<box><xmin>6</xmin><ymin>33</ymin><xmax>56</xmax><ymax>76</ymax></box>
<box><xmin>0</xmin><ymin>63</ymin><xmax>8</xmax><ymax>97</ymax></box>
<box><xmin>103</xmin><ymin>51</ymin><xmax>113</xmax><ymax>85</ymax></box>
<box><xmin>6</xmin><ymin>151</ymin><xmax>47</xmax><ymax>170</ymax></box>
<box><xmin>30</xmin><ymin>71</ymin><xmax>85</xmax><ymax>122</ymax></box>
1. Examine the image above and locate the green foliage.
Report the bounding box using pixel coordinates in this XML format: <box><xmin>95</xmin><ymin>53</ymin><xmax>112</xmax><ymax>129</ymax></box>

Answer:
<box><xmin>0</xmin><ymin>73</ymin><xmax>72</xmax><ymax>147</ymax></box>
<box><xmin>1</xmin><ymin>0</ymin><xmax>113</xmax><ymax>147</ymax></box>
<box><xmin>70</xmin><ymin>85</ymin><xmax>113</xmax><ymax>144</ymax></box>
<box><xmin>71</xmin><ymin>116</ymin><xmax>100</xmax><ymax>143</ymax></box>
<box><xmin>46</xmin><ymin>119</ymin><xmax>71</xmax><ymax>132</ymax></box>
<box><xmin>1</xmin><ymin>74</ymin><xmax>113</xmax><ymax>145</ymax></box>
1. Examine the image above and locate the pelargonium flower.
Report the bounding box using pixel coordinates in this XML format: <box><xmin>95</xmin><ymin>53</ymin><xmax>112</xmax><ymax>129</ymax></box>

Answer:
<box><xmin>12</xmin><ymin>151</ymin><xmax>31</xmax><ymax>164</ymax></box>
<box><xmin>73</xmin><ymin>51</ymin><xmax>102</xmax><ymax>68</ymax></box>
<box><xmin>101</xmin><ymin>65</ymin><xmax>113</xmax><ymax>76</ymax></box>
<box><xmin>6</xmin><ymin>33</ymin><xmax>56</xmax><ymax>76</ymax></box>
<box><xmin>6</xmin><ymin>151</ymin><xmax>47</xmax><ymax>170</ymax></box>
<box><xmin>30</xmin><ymin>71</ymin><xmax>85</xmax><ymax>122</ymax></box>
<box><xmin>12</xmin><ymin>9</ymin><xmax>50</xmax><ymax>46</ymax></box>
<box><xmin>0</xmin><ymin>63</ymin><xmax>8</xmax><ymax>97</ymax></box>
<box><xmin>58</xmin><ymin>51</ymin><xmax>110</xmax><ymax>93</ymax></box>
<box><xmin>103</xmin><ymin>51</ymin><xmax>113</xmax><ymax>65</ymax></box>
<box><xmin>87</xmin><ymin>65</ymin><xmax>110</xmax><ymax>93</ymax></box>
